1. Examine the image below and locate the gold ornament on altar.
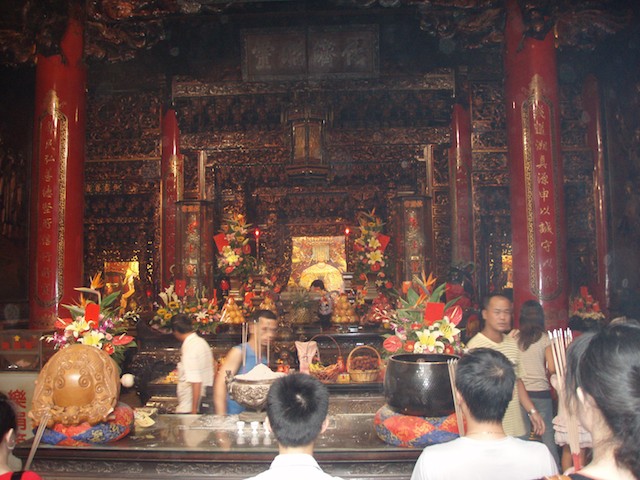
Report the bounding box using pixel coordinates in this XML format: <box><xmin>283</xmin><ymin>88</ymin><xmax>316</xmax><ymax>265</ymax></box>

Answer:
<box><xmin>29</xmin><ymin>344</ymin><xmax>120</xmax><ymax>427</ymax></box>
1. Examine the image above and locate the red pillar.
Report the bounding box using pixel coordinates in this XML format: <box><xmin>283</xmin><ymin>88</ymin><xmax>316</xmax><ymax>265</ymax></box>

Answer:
<box><xmin>29</xmin><ymin>18</ymin><xmax>86</xmax><ymax>329</ymax></box>
<box><xmin>449</xmin><ymin>101</ymin><xmax>474</xmax><ymax>264</ymax></box>
<box><xmin>161</xmin><ymin>108</ymin><xmax>182</xmax><ymax>289</ymax></box>
<box><xmin>582</xmin><ymin>75</ymin><xmax>609</xmax><ymax>312</ymax></box>
<box><xmin>504</xmin><ymin>0</ymin><xmax>569</xmax><ymax>328</ymax></box>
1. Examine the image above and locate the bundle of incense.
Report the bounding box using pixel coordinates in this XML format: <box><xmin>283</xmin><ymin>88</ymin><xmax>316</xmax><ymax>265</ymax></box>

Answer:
<box><xmin>255</xmin><ymin>320</ymin><xmax>261</xmax><ymax>365</ymax></box>
<box><xmin>447</xmin><ymin>359</ymin><xmax>465</xmax><ymax>436</ymax></box>
<box><xmin>549</xmin><ymin>328</ymin><xmax>580</xmax><ymax>471</ymax></box>
<box><xmin>25</xmin><ymin>409</ymin><xmax>51</xmax><ymax>470</ymax></box>
<box><xmin>241</xmin><ymin>322</ymin><xmax>248</xmax><ymax>368</ymax></box>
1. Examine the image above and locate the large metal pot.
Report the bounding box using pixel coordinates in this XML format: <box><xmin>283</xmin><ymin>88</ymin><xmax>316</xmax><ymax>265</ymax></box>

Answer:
<box><xmin>384</xmin><ymin>353</ymin><xmax>458</xmax><ymax>417</ymax></box>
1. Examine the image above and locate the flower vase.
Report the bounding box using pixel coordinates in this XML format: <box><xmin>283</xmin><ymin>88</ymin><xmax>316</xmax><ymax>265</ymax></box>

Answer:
<box><xmin>365</xmin><ymin>273</ymin><xmax>379</xmax><ymax>300</ymax></box>
<box><xmin>229</xmin><ymin>276</ymin><xmax>244</xmax><ymax>300</ymax></box>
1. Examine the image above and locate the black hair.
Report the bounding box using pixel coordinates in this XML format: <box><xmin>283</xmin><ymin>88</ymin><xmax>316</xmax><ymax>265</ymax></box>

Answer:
<box><xmin>517</xmin><ymin>299</ymin><xmax>545</xmax><ymax>351</ymax></box>
<box><xmin>482</xmin><ymin>293</ymin><xmax>511</xmax><ymax>310</ymax></box>
<box><xmin>170</xmin><ymin>313</ymin><xmax>194</xmax><ymax>334</ymax></box>
<box><xmin>0</xmin><ymin>392</ymin><xmax>17</xmax><ymax>439</ymax></box>
<box><xmin>310</xmin><ymin>279</ymin><xmax>325</xmax><ymax>290</ymax></box>
<box><xmin>266</xmin><ymin>373</ymin><xmax>329</xmax><ymax>447</ymax></box>
<box><xmin>456</xmin><ymin>348</ymin><xmax>516</xmax><ymax>423</ymax></box>
<box><xmin>254</xmin><ymin>309</ymin><xmax>277</xmax><ymax>322</ymax></box>
<box><xmin>565</xmin><ymin>323</ymin><xmax>640</xmax><ymax>478</ymax></box>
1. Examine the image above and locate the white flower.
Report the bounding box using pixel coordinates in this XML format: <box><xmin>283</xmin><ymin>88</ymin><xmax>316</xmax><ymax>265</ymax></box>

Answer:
<box><xmin>65</xmin><ymin>318</ymin><xmax>91</xmax><ymax>339</ymax></box>
<box><xmin>435</xmin><ymin>317</ymin><xmax>461</xmax><ymax>343</ymax></box>
<box><xmin>367</xmin><ymin>236</ymin><xmax>381</xmax><ymax>250</ymax></box>
<box><xmin>79</xmin><ymin>330</ymin><xmax>105</xmax><ymax>347</ymax></box>
<box><xmin>367</xmin><ymin>250</ymin><xmax>383</xmax><ymax>264</ymax></box>
<box><xmin>416</xmin><ymin>328</ymin><xmax>444</xmax><ymax>353</ymax></box>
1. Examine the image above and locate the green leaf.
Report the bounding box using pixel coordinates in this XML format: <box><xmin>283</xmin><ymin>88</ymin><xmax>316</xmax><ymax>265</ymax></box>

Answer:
<box><xmin>100</xmin><ymin>291</ymin><xmax>121</xmax><ymax>308</ymax></box>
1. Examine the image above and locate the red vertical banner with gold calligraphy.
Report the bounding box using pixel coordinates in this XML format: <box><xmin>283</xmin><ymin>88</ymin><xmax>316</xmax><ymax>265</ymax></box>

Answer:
<box><xmin>449</xmin><ymin>101</ymin><xmax>474</xmax><ymax>264</ymax></box>
<box><xmin>161</xmin><ymin>108</ymin><xmax>182</xmax><ymax>289</ymax></box>
<box><xmin>505</xmin><ymin>0</ymin><xmax>568</xmax><ymax>328</ymax></box>
<box><xmin>29</xmin><ymin>18</ymin><xmax>86</xmax><ymax>329</ymax></box>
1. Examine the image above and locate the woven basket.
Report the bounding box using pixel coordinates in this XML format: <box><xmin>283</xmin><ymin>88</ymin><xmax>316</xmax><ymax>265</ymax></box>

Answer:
<box><xmin>308</xmin><ymin>335</ymin><xmax>342</xmax><ymax>384</ymax></box>
<box><xmin>347</xmin><ymin>345</ymin><xmax>381</xmax><ymax>383</ymax></box>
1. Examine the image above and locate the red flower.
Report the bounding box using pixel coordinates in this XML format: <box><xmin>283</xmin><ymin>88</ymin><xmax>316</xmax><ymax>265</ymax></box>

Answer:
<box><xmin>403</xmin><ymin>340</ymin><xmax>415</xmax><ymax>352</ymax></box>
<box><xmin>112</xmin><ymin>334</ymin><xmax>134</xmax><ymax>346</ymax></box>
<box><xmin>242</xmin><ymin>244</ymin><xmax>252</xmax><ymax>254</ymax></box>
<box><xmin>410</xmin><ymin>322</ymin><xmax>422</xmax><ymax>330</ymax></box>
<box><xmin>385</xmin><ymin>281</ymin><xmax>393</xmax><ymax>289</ymax></box>
<box><xmin>225</xmin><ymin>266</ymin><xmax>235</xmax><ymax>274</ymax></box>
<box><xmin>371</xmin><ymin>262</ymin><xmax>381</xmax><ymax>272</ymax></box>
<box><xmin>383</xmin><ymin>335</ymin><xmax>403</xmax><ymax>353</ymax></box>
<box><xmin>103</xmin><ymin>343</ymin><xmax>115</xmax><ymax>355</ymax></box>
<box><xmin>444</xmin><ymin>344</ymin><xmax>455</xmax><ymax>355</ymax></box>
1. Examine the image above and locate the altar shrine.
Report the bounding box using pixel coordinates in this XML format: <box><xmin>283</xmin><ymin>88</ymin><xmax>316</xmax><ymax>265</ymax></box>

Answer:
<box><xmin>0</xmin><ymin>0</ymin><xmax>639</xmax><ymax>478</ymax></box>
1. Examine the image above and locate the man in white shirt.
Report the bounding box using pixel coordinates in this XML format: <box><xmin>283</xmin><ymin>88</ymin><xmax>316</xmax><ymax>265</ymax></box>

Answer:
<box><xmin>171</xmin><ymin>313</ymin><xmax>214</xmax><ymax>414</ymax></box>
<box><xmin>467</xmin><ymin>293</ymin><xmax>545</xmax><ymax>438</ymax></box>
<box><xmin>410</xmin><ymin>348</ymin><xmax>558</xmax><ymax>480</ymax></box>
<box><xmin>246</xmin><ymin>373</ymin><xmax>342</xmax><ymax>480</ymax></box>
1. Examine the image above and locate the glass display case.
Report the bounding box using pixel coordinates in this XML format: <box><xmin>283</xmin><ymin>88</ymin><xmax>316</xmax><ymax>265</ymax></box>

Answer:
<box><xmin>0</xmin><ymin>329</ymin><xmax>52</xmax><ymax>371</ymax></box>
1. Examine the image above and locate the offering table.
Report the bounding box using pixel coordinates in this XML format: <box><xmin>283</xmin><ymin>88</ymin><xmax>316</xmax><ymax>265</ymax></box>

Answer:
<box><xmin>15</xmin><ymin>394</ymin><xmax>422</xmax><ymax>480</ymax></box>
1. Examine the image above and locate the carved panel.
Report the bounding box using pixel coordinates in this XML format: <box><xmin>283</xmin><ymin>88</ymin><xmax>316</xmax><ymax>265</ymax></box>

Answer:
<box><xmin>471</xmin><ymin>82</ymin><xmax>507</xmax><ymax>149</ymax></box>
<box><xmin>87</xmin><ymin>91</ymin><xmax>162</xmax><ymax>160</ymax></box>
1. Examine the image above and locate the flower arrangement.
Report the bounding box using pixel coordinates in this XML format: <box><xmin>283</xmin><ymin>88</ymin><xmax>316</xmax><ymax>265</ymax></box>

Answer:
<box><xmin>44</xmin><ymin>273</ymin><xmax>138</xmax><ymax>366</ymax></box>
<box><xmin>570</xmin><ymin>286</ymin><xmax>605</xmax><ymax>321</ymax></box>
<box><xmin>353</xmin><ymin>209</ymin><xmax>392</xmax><ymax>289</ymax></box>
<box><xmin>214</xmin><ymin>212</ymin><xmax>260</xmax><ymax>278</ymax></box>
<box><xmin>151</xmin><ymin>283</ymin><xmax>221</xmax><ymax>334</ymax></box>
<box><xmin>382</xmin><ymin>273</ymin><xmax>464</xmax><ymax>358</ymax></box>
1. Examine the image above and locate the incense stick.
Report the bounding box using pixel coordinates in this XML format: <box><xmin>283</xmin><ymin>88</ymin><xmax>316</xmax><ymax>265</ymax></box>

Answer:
<box><xmin>25</xmin><ymin>410</ymin><xmax>50</xmax><ymax>471</ymax></box>
<box><xmin>447</xmin><ymin>359</ymin><xmax>465</xmax><ymax>436</ymax></box>
<box><xmin>549</xmin><ymin>328</ymin><xmax>581</xmax><ymax>471</ymax></box>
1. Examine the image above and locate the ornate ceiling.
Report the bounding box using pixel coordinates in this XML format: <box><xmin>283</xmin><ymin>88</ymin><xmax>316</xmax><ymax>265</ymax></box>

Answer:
<box><xmin>0</xmin><ymin>0</ymin><xmax>635</xmax><ymax>65</ymax></box>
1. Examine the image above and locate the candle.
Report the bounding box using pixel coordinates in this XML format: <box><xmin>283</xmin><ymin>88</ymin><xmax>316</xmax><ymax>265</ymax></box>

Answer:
<box><xmin>254</xmin><ymin>228</ymin><xmax>260</xmax><ymax>261</ymax></box>
<box><xmin>344</xmin><ymin>227</ymin><xmax>350</xmax><ymax>270</ymax></box>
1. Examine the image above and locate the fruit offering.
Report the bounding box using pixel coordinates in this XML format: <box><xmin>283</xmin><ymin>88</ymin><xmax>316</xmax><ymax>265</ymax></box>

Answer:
<box><xmin>331</xmin><ymin>293</ymin><xmax>358</xmax><ymax>324</ymax></box>
<box><xmin>364</xmin><ymin>293</ymin><xmax>394</xmax><ymax>326</ymax></box>
<box><xmin>221</xmin><ymin>297</ymin><xmax>245</xmax><ymax>324</ymax></box>
<box><xmin>349</xmin><ymin>355</ymin><xmax>379</xmax><ymax>371</ymax></box>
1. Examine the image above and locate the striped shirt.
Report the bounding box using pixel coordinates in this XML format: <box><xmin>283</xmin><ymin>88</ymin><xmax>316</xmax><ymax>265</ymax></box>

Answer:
<box><xmin>467</xmin><ymin>332</ymin><xmax>527</xmax><ymax>437</ymax></box>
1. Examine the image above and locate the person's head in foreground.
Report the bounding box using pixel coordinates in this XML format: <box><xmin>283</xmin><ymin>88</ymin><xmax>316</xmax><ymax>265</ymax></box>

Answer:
<box><xmin>0</xmin><ymin>393</ymin><xmax>17</xmax><ymax>455</ymax></box>
<box><xmin>564</xmin><ymin>322</ymin><xmax>640</xmax><ymax>479</ymax></box>
<box><xmin>455</xmin><ymin>348</ymin><xmax>515</xmax><ymax>424</ymax></box>
<box><xmin>266</xmin><ymin>373</ymin><xmax>329</xmax><ymax>451</ymax></box>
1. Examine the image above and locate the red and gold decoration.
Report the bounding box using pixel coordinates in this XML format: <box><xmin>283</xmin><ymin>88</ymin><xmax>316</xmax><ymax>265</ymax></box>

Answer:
<box><xmin>29</xmin><ymin>18</ymin><xmax>86</xmax><ymax>329</ymax></box>
<box><xmin>374</xmin><ymin>404</ymin><xmax>459</xmax><ymax>448</ymax></box>
<box><xmin>505</xmin><ymin>0</ymin><xmax>569</xmax><ymax>328</ymax></box>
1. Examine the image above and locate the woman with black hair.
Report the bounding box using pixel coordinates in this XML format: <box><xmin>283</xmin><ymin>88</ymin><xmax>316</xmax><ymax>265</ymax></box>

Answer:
<box><xmin>0</xmin><ymin>393</ymin><xmax>42</xmax><ymax>479</ymax></box>
<box><xmin>555</xmin><ymin>323</ymin><xmax>640</xmax><ymax>479</ymax></box>
<box><xmin>515</xmin><ymin>300</ymin><xmax>559</xmax><ymax>467</ymax></box>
